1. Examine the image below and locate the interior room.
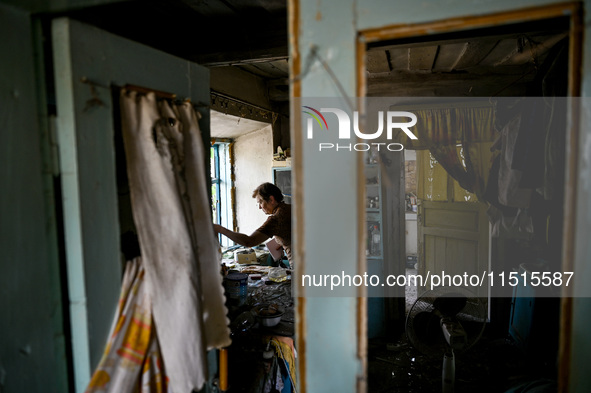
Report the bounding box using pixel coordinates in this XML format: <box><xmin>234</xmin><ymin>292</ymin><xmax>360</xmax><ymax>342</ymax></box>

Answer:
<box><xmin>2</xmin><ymin>1</ymin><xmax>591</xmax><ymax>393</ymax></box>
<box><xmin>362</xmin><ymin>16</ymin><xmax>571</xmax><ymax>392</ymax></box>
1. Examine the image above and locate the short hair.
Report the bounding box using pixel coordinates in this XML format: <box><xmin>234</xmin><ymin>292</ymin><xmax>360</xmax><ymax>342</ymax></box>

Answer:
<box><xmin>252</xmin><ymin>182</ymin><xmax>284</xmax><ymax>203</ymax></box>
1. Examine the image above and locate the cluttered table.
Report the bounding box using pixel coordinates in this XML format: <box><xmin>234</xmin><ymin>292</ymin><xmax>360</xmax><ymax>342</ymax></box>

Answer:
<box><xmin>220</xmin><ymin>246</ymin><xmax>295</xmax><ymax>393</ymax></box>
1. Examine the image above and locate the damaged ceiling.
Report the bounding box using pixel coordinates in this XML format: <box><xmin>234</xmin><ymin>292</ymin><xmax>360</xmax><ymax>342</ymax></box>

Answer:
<box><xmin>366</xmin><ymin>18</ymin><xmax>570</xmax><ymax>97</ymax></box>
<box><xmin>62</xmin><ymin>2</ymin><xmax>569</xmax><ymax>102</ymax></box>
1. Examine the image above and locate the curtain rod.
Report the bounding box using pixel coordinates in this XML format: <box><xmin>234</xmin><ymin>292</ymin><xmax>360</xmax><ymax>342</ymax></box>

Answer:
<box><xmin>80</xmin><ymin>78</ymin><xmax>272</xmax><ymax>111</ymax></box>
<box><xmin>124</xmin><ymin>84</ymin><xmax>177</xmax><ymax>100</ymax></box>
<box><xmin>80</xmin><ymin>78</ymin><xmax>176</xmax><ymax>100</ymax></box>
<box><xmin>80</xmin><ymin>78</ymin><xmax>209</xmax><ymax>106</ymax></box>
<box><xmin>121</xmin><ymin>84</ymin><xmax>209</xmax><ymax>107</ymax></box>
<box><xmin>389</xmin><ymin>100</ymin><xmax>493</xmax><ymax>111</ymax></box>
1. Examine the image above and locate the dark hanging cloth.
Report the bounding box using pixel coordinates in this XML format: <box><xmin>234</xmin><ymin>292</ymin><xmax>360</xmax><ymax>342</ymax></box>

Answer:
<box><xmin>484</xmin><ymin>154</ymin><xmax>517</xmax><ymax>216</ymax></box>
<box><xmin>510</xmin><ymin>99</ymin><xmax>546</xmax><ymax>189</ymax></box>
<box><xmin>541</xmin><ymin>41</ymin><xmax>568</xmax><ymax>201</ymax></box>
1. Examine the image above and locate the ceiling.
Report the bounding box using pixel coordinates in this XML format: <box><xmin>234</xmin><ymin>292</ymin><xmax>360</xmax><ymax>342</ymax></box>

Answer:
<box><xmin>64</xmin><ymin>0</ymin><xmax>289</xmax><ymax>76</ymax></box>
<box><xmin>365</xmin><ymin>18</ymin><xmax>570</xmax><ymax>97</ymax></box>
<box><xmin>61</xmin><ymin>2</ymin><xmax>570</xmax><ymax>135</ymax></box>
<box><xmin>62</xmin><ymin>0</ymin><xmax>289</xmax><ymax>138</ymax></box>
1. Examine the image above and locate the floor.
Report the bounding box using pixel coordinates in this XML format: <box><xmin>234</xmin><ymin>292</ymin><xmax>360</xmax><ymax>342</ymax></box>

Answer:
<box><xmin>405</xmin><ymin>267</ymin><xmax>418</xmax><ymax>312</ymax></box>
<box><xmin>367</xmin><ymin>333</ymin><xmax>558</xmax><ymax>393</ymax></box>
<box><xmin>368</xmin><ymin>268</ymin><xmax>559</xmax><ymax>393</ymax></box>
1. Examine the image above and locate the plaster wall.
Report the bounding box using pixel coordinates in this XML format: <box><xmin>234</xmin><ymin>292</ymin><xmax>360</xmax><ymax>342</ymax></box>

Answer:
<box><xmin>234</xmin><ymin>125</ymin><xmax>274</xmax><ymax>236</ymax></box>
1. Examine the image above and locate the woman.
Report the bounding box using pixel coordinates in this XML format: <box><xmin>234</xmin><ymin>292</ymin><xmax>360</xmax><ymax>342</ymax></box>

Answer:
<box><xmin>214</xmin><ymin>182</ymin><xmax>292</xmax><ymax>269</ymax></box>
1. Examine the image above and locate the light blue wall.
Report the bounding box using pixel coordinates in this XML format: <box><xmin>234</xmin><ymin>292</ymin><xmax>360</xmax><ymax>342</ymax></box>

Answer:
<box><xmin>296</xmin><ymin>0</ymin><xmax>591</xmax><ymax>392</ymax></box>
<box><xmin>296</xmin><ymin>1</ymin><xmax>361</xmax><ymax>391</ymax></box>
<box><xmin>355</xmin><ymin>0</ymin><xmax>573</xmax><ymax>28</ymax></box>
<box><xmin>0</xmin><ymin>4</ymin><xmax>68</xmax><ymax>393</ymax></box>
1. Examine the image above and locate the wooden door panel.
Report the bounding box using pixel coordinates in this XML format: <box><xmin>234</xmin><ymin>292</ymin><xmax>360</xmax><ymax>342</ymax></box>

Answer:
<box><xmin>424</xmin><ymin>208</ymin><xmax>479</xmax><ymax>231</ymax></box>
<box><xmin>419</xmin><ymin>201</ymin><xmax>489</xmax><ymax>298</ymax></box>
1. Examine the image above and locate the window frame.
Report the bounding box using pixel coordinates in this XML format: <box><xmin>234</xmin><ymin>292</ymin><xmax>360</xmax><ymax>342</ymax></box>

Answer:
<box><xmin>210</xmin><ymin>141</ymin><xmax>233</xmax><ymax>247</ymax></box>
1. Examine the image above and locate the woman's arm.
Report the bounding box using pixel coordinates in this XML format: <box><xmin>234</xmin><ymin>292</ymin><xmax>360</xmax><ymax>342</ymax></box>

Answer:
<box><xmin>214</xmin><ymin>224</ymin><xmax>269</xmax><ymax>247</ymax></box>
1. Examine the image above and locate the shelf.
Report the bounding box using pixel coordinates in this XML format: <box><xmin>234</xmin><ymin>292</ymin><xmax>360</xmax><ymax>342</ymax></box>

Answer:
<box><xmin>365</xmin><ymin>154</ymin><xmax>383</xmax><ymax>263</ymax></box>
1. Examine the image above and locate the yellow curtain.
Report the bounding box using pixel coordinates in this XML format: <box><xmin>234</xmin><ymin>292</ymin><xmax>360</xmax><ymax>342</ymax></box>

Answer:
<box><xmin>408</xmin><ymin>105</ymin><xmax>495</xmax><ymax>201</ymax></box>
<box><xmin>418</xmin><ymin>150</ymin><xmax>448</xmax><ymax>202</ymax></box>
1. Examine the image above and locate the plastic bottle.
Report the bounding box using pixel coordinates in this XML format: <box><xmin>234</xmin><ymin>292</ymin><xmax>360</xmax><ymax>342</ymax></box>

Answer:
<box><xmin>370</xmin><ymin>225</ymin><xmax>381</xmax><ymax>256</ymax></box>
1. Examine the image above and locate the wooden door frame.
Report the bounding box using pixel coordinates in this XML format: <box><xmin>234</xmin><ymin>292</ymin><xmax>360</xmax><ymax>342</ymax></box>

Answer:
<box><xmin>355</xmin><ymin>2</ymin><xmax>583</xmax><ymax>391</ymax></box>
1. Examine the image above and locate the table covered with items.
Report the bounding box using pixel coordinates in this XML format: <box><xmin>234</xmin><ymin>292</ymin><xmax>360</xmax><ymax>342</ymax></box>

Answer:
<box><xmin>219</xmin><ymin>246</ymin><xmax>295</xmax><ymax>393</ymax></box>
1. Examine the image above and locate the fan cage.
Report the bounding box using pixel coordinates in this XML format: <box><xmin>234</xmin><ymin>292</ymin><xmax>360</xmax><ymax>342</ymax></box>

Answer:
<box><xmin>406</xmin><ymin>286</ymin><xmax>487</xmax><ymax>357</ymax></box>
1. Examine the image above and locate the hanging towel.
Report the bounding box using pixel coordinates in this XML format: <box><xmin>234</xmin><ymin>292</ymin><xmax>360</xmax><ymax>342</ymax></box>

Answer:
<box><xmin>119</xmin><ymin>90</ymin><xmax>230</xmax><ymax>393</ymax></box>
<box><xmin>86</xmin><ymin>258</ymin><xmax>171</xmax><ymax>393</ymax></box>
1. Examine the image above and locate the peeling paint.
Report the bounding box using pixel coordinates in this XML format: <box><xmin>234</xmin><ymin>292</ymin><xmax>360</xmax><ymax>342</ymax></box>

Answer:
<box><xmin>316</xmin><ymin>0</ymin><xmax>322</xmax><ymax>20</ymax></box>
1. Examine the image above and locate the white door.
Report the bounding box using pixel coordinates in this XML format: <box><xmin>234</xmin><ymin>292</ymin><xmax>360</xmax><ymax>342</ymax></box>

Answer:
<box><xmin>52</xmin><ymin>18</ymin><xmax>210</xmax><ymax>392</ymax></box>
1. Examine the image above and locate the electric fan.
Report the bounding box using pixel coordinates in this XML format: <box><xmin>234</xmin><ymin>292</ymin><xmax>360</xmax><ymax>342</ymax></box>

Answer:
<box><xmin>406</xmin><ymin>286</ymin><xmax>487</xmax><ymax>393</ymax></box>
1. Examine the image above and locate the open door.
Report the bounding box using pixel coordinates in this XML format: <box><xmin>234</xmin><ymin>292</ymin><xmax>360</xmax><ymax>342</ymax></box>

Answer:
<box><xmin>358</xmin><ymin>4</ymin><xmax>581</xmax><ymax>391</ymax></box>
<box><xmin>52</xmin><ymin>18</ymin><xmax>210</xmax><ymax>392</ymax></box>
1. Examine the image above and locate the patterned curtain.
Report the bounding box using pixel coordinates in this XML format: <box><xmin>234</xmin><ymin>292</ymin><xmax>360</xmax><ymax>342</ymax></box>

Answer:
<box><xmin>86</xmin><ymin>258</ymin><xmax>170</xmax><ymax>393</ymax></box>
<box><xmin>409</xmin><ymin>105</ymin><xmax>495</xmax><ymax>200</ymax></box>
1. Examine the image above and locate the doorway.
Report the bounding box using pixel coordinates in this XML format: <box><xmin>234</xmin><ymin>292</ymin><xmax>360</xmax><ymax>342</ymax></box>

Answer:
<box><xmin>359</xmin><ymin>3</ymin><xmax>581</xmax><ymax>392</ymax></box>
<box><xmin>404</xmin><ymin>149</ymin><xmax>418</xmax><ymax>312</ymax></box>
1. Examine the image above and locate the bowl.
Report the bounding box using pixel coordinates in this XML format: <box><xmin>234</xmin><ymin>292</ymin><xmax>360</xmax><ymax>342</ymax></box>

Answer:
<box><xmin>252</xmin><ymin>304</ymin><xmax>284</xmax><ymax>327</ymax></box>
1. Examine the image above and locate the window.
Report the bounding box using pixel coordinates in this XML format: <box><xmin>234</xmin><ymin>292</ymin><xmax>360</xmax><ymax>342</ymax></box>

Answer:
<box><xmin>210</xmin><ymin>142</ymin><xmax>233</xmax><ymax>246</ymax></box>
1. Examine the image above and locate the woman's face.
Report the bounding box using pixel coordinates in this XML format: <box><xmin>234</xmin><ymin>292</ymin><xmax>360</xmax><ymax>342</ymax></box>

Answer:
<box><xmin>256</xmin><ymin>194</ymin><xmax>276</xmax><ymax>214</ymax></box>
